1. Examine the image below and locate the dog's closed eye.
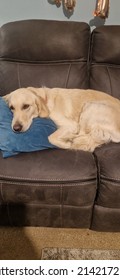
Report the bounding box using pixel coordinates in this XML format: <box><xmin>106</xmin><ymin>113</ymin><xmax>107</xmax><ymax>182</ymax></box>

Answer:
<box><xmin>9</xmin><ymin>104</ymin><xmax>30</xmax><ymax>111</ymax></box>
<box><xmin>10</xmin><ymin>105</ymin><xmax>15</xmax><ymax>111</ymax></box>
<box><xmin>22</xmin><ymin>104</ymin><xmax>30</xmax><ymax>110</ymax></box>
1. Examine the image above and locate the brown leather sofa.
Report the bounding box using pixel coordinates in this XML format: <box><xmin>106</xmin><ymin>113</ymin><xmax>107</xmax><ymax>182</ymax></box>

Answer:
<box><xmin>0</xmin><ymin>20</ymin><xmax>120</xmax><ymax>231</ymax></box>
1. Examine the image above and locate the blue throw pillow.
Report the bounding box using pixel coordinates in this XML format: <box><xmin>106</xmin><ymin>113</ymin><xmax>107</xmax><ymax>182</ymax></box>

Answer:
<box><xmin>0</xmin><ymin>96</ymin><xmax>57</xmax><ymax>158</ymax></box>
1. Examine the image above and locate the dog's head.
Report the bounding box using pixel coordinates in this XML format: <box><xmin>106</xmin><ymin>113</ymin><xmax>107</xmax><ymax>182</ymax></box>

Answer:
<box><xmin>3</xmin><ymin>87</ymin><xmax>49</xmax><ymax>132</ymax></box>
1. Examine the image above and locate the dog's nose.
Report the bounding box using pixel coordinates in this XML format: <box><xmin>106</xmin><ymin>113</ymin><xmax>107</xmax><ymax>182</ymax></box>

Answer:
<box><xmin>13</xmin><ymin>123</ymin><xmax>23</xmax><ymax>132</ymax></box>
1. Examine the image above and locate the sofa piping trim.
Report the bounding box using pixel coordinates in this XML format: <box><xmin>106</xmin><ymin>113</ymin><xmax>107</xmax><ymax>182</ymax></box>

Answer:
<box><xmin>101</xmin><ymin>175</ymin><xmax>120</xmax><ymax>183</ymax></box>
<box><xmin>0</xmin><ymin>178</ymin><xmax>97</xmax><ymax>185</ymax></box>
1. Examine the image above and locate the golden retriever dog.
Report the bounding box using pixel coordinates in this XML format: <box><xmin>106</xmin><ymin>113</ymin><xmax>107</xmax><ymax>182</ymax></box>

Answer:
<box><xmin>3</xmin><ymin>87</ymin><xmax>120</xmax><ymax>152</ymax></box>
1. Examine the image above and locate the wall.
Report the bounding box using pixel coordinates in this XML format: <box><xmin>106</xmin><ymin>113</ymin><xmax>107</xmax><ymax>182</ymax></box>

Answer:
<box><xmin>0</xmin><ymin>0</ymin><xmax>120</xmax><ymax>27</ymax></box>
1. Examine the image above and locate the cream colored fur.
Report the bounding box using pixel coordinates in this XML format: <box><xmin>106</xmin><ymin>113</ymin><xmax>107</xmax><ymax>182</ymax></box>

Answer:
<box><xmin>3</xmin><ymin>87</ymin><xmax>120</xmax><ymax>152</ymax></box>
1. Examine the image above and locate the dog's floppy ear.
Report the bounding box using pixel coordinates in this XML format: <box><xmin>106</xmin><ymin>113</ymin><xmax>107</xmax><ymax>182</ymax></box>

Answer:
<box><xmin>27</xmin><ymin>87</ymin><xmax>49</xmax><ymax>118</ymax></box>
<box><xmin>35</xmin><ymin>95</ymin><xmax>49</xmax><ymax>118</ymax></box>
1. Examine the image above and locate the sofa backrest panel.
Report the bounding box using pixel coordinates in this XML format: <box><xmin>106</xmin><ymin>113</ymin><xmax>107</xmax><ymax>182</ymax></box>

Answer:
<box><xmin>0</xmin><ymin>20</ymin><xmax>90</xmax><ymax>95</ymax></box>
<box><xmin>90</xmin><ymin>26</ymin><xmax>120</xmax><ymax>99</ymax></box>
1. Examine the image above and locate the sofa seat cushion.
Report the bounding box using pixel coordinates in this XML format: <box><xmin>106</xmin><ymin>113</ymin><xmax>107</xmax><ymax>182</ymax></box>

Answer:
<box><xmin>91</xmin><ymin>143</ymin><xmax>120</xmax><ymax>231</ymax></box>
<box><xmin>0</xmin><ymin>149</ymin><xmax>97</xmax><ymax>227</ymax></box>
<box><xmin>0</xmin><ymin>149</ymin><xmax>96</xmax><ymax>182</ymax></box>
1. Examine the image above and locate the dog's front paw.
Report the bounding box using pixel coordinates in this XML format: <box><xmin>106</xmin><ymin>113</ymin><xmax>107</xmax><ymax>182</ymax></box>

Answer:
<box><xmin>48</xmin><ymin>134</ymin><xmax>72</xmax><ymax>149</ymax></box>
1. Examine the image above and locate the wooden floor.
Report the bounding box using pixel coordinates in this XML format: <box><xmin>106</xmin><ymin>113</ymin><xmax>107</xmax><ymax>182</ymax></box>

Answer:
<box><xmin>1</xmin><ymin>227</ymin><xmax>120</xmax><ymax>259</ymax></box>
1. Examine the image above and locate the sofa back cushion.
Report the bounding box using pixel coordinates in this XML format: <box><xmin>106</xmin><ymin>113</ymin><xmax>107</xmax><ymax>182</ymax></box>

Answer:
<box><xmin>90</xmin><ymin>26</ymin><xmax>120</xmax><ymax>99</ymax></box>
<box><xmin>0</xmin><ymin>20</ymin><xmax>90</xmax><ymax>96</ymax></box>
